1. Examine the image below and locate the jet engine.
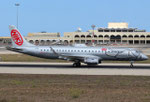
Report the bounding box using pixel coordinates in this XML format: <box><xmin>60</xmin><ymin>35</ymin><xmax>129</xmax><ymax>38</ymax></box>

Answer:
<box><xmin>84</xmin><ymin>57</ymin><xmax>99</xmax><ymax>64</ymax></box>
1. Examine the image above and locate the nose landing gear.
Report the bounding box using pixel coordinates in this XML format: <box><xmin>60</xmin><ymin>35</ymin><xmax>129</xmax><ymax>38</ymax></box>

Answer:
<box><xmin>130</xmin><ymin>61</ymin><xmax>134</xmax><ymax>68</ymax></box>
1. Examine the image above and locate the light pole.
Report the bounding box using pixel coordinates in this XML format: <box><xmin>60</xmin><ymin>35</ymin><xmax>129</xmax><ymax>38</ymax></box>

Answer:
<box><xmin>15</xmin><ymin>3</ymin><xmax>20</xmax><ymax>29</ymax></box>
<box><xmin>91</xmin><ymin>24</ymin><xmax>96</xmax><ymax>45</ymax></box>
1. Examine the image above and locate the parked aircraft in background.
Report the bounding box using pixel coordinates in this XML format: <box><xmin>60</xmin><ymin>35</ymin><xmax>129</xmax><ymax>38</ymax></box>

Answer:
<box><xmin>7</xmin><ymin>25</ymin><xmax>148</xmax><ymax>67</ymax></box>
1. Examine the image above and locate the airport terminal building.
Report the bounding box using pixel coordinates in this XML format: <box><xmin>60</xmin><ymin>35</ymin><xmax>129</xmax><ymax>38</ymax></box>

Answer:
<box><xmin>26</xmin><ymin>22</ymin><xmax>150</xmax><ymax>45</ymax></box>
<box><xmin>1</xmin><ymin>22</ymin><xmax>150</xmax><ymax>46</ymax></box>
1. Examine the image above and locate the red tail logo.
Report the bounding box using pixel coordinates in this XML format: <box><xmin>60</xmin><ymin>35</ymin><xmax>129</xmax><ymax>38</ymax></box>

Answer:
<box><xmin>11</xmin><ymin>29</ymin><xmax>23</xmax><ymax>46</ymax></box>
<box><xmin>102</xmin><ymin>48</ymin><xmax>107</xmax><ymax>51</ymax></box>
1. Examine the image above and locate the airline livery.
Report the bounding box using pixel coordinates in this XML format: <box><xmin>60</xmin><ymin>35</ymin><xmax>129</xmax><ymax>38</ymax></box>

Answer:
<box><xmin>7</xmin><ymin>25</ymin><xmax>148</xmax><ymax>67</ymax></box>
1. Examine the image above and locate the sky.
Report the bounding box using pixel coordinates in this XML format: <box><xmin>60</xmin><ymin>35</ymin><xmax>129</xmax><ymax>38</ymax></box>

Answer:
<box><xmin>0</xmin><ymin>0</ymin><xmax>150</xmax><ymax>36</ymax></box>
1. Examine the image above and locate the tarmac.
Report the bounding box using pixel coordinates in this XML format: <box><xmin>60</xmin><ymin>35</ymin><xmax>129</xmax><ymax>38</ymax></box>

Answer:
<box><xmin>0</xmin><ymin>62</ymin><xmax>150</xmax><ymax>76</ymax></box>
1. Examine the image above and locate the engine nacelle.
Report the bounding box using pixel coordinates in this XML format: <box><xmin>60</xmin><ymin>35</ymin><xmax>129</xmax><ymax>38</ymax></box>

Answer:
<box><xmin>84</xmin><ymin>57</ymin><xmax>99</xmax><ymax>64</ymax></box>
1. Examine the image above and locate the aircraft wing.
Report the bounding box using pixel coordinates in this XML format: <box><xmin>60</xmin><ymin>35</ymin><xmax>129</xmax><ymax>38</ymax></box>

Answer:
<box><xmin>50</xmin><ymin>47</ymin><xmax>101</xmax><ymax>62</ymax></box>
<box><xmin>58</xmin><ymin>54</ymin><xmax>102</xmax><ymax>64</ymax></box>
<box><xmin>59</xmin><ymin>53</ymin><xmax>98</xmax><ymax>59</ymax></box>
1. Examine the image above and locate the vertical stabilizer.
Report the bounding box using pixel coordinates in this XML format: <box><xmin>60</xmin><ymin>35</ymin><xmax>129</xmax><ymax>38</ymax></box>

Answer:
<box><xmin>9</xmin><ymin>25</ymin><xmax>35</xmax><ymax>47</ymax></box>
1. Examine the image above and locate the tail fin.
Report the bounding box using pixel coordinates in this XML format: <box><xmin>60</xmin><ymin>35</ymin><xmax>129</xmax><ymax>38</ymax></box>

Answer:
<box><xmin>9</xmin><ymin>25</ymin><xmax>35</xmax><ymax>47</ymax></box>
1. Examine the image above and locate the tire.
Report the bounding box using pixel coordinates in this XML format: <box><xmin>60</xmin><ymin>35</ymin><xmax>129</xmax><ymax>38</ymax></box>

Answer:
<box><xmin>73</xmin><ymin>63</ymin><xmax>77</xmax><ymax>67</ymax></box>
<box><xmin>73</xmin><ymin>62</ymin><xmax>81</xmax><ymax>67</ymax></box>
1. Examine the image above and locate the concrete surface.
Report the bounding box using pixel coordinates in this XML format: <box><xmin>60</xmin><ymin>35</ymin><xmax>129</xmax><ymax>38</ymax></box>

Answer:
<box><xmin>0</xmin><ymin>62</ymin><xmax>150</xmax><ymax>76</ymax></box>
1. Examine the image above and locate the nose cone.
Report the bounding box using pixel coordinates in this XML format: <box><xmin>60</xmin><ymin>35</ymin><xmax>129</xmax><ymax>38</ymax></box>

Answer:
<box><xmin>141</xmin><ymin>54</ymin><xmax>149</xmax><ymax>60</ymax></box>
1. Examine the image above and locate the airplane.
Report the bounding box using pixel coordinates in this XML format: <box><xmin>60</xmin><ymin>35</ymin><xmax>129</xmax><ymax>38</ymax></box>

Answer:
<box><xmin>7</xmin><ymin>25</ymin><xmax>149</xmax><ymax>67</ymax></box>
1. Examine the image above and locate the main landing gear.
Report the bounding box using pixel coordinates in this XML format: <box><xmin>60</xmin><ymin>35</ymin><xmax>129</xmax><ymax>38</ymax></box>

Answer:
<box><xmin>73</xmin><ymin>60</ymin><xmax>81</xmax><ymax>67</ymax></box>
<box><xmin>130</xmin><ymin>61</ymin><xmax>134</xmax><ymax>68</ymax></box>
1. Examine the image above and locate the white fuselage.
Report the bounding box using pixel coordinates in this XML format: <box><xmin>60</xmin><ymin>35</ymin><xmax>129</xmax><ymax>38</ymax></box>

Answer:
<box><xmin>16</xmin><ymin>45</ymin><xmax>148</xmax><ymax>62</ymax></box>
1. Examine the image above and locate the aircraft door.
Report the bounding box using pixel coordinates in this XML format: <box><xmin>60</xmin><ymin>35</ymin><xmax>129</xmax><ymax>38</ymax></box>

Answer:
<box><xmin>105</xmin><ymin>49</ymin><xmax>119</xmax><ymax>57</ymax></box>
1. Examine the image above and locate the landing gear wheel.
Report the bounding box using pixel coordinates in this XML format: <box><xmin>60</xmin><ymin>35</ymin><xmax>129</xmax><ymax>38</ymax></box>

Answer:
<box><xmin>130</xmin><ymin>64</ymin><xmax>133</xmax><ymax>68</ymax></box>
<box><xmin>73</xmin><ymin>62</ymin><xmax>81</xmax><ymax>67</ymax></box>
<box><xmin>73</xmin><ymin>63</ymin><xmax>77</xmax><ymax>67</ymax></box>
<box><xmin>130</xmin><ymin>61</ymin><xmax>134</xmax><ymax>68</ymax></box>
